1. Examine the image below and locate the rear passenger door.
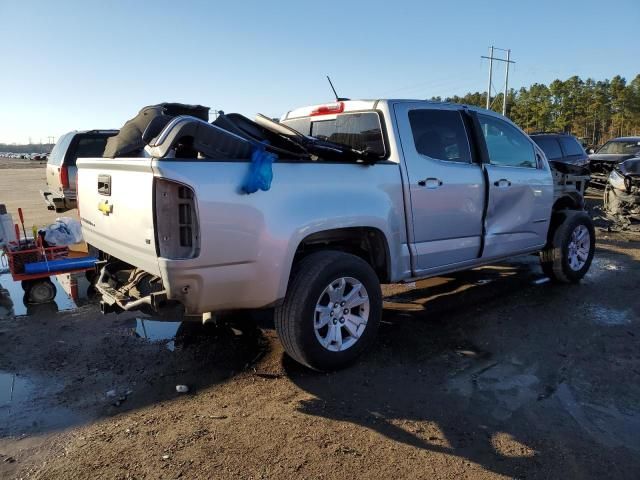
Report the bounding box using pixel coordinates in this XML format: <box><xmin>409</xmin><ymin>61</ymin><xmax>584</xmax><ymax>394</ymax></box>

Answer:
<box><xmin>394</xmin><ymin>102</ymin><xmax>485</xmax><ymax>272</ymax></box>
<box><xmin>477</xmin><ymin>113</ymin><xmax>553</xmax><ymax>258</ymax></box>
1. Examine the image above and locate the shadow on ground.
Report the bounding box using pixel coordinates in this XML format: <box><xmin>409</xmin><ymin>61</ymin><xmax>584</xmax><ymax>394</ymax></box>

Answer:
<box><xmin>1</xmin><ymin>243</ymin><xmax>639</xmax><ymax>478</ymax></box>
<box><xmin>285</xmin><ymin>248</ymin><xmax>640</xmax><ymax>478</ymax></box>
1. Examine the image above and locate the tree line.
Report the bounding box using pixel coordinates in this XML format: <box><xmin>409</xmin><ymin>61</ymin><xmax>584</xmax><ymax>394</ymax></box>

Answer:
<box><xmin>432</xmin><ymin>74</ymin><xmax>640</xmax><ymax>147</ymax></box>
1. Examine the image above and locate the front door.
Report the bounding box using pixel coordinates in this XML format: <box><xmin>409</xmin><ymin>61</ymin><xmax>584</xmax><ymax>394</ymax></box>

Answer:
<box><xmin>476</xmin><ymin>113</ymin><xmax>553</xmax><ymax>258</ymax></box>
<box><xmin>394</xmin><ymin>102</ymin><xmax>485</xmax><ymax>273</ymax></box>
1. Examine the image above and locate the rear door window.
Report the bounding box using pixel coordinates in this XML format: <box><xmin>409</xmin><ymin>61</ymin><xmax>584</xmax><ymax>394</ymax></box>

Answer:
<box><xmin>559</xmin><ymin>136</ymin><xmax>585</xmax><ymax>157</ymax></box>
<box><xmin>478</xmin><ymin>114</ymin><xmax>536</xmax><ymax>168</ymax></box>
<box><xmin>310</xmin><ymin>112</ymin><xmax>385</xmax><ymax>156</ymax></box>
<box><xmin>407</xmin><ymin>109</ymin><xmax>472</xmax><ymax>163</ymax></box>
<box><xmin>533</xmin><ymin>137</ymin><xmax>563</xmax><ymax>160</ymax></box>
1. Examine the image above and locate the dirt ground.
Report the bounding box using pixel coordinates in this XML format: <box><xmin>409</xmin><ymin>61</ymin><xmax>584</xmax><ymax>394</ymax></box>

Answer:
<box><xmin>1</xmin><ymin>161</ymin><xmax>639</xmax><ymax>479</ymax></box>
<box><xmin>0</xmin><ymin>157</ymin><xmax>58</xmax><ymax>228</ymax></box>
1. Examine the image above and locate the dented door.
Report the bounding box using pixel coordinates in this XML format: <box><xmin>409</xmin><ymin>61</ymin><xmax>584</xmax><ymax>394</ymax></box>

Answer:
<box><xmin>477</xmin><ymin>113</ymin><xmax>553</xmax><ymax>258</ymax></box>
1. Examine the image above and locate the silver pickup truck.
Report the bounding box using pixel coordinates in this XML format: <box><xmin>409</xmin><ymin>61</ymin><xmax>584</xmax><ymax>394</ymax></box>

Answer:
<box><xmin>78</xmin><ymin>100</ymin><xmax>594</xmax><ymax>371</ymax></box>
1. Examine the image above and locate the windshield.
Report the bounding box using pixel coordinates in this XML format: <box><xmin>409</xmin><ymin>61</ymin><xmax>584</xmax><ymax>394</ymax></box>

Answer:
<box><xmin>597</xmin><ymin>140</ymin><xmax>640</xmax><ymax>155</ymax></box>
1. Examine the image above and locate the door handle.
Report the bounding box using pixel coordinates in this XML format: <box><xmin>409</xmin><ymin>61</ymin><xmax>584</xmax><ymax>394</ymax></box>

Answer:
<box><xmin>418</xmin><ymin>177</ymin><xmax>443</xmax><ymax>188</ymax></box>
<box><xmin>493</xmin><ymin>178</ymin><xmax>511</xmax><ymax>188</ymax></box>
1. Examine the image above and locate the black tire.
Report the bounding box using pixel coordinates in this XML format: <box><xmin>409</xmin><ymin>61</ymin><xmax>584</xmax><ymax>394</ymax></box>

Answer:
<box><xmin>275</xmin><ymin>251</ymin><xmax>382</xmax><ymax>371</ymax></box>
<box><xmin>26</xmin><ymin>278</ymin><xmax>57</xmax><ymax>304</ymax></box>
<box><xmin>540</xmin><ymin>211</ymin><xmax>595</xmax><ymax>283</ymax></box>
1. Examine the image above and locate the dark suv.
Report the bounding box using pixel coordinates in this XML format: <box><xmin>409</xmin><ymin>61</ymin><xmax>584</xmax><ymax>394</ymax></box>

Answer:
<box><xmin>529</xmin><ymin>132</ymin><xmax>589</xmax><ymax>168</ymax></box>
<box><xmin>41</xmin><ymin>130</ymin><xmax>118</xmax><ymax>211</ymax></box>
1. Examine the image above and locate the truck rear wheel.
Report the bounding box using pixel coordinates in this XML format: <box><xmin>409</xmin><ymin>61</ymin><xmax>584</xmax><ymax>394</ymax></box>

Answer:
<box><xmin>275</xmin><ymin>251</ymin><xmax>382</xmax><ymax>371</ymax></box>
<box><xmin>540</xmin><ymin>211</ymin><xmax>595</xmax><ymax>283</ymax></box>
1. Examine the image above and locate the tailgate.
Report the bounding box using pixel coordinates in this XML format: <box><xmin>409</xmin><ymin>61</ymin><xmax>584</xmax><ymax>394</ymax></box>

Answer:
<box><xmin>77</xmin><ymin>158</ymin><xmax>160</xmax><ymax>276</ymax></box>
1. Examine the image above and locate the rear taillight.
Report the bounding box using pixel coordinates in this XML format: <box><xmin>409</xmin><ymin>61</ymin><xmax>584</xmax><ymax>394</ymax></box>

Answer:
<box><xmin>311</xmin><ymin>101</ymin><xmax>344</xmax><ymax>116</ymax></box>
<box><xmin>75</xmin><ymin>174</ymin><xmax>80</xmax><ymax>216</ymax></box>
<box><xmin>154</xmin><ymin>179</ymin><xmax>199</xmax><ymax>259</ymax></box>
<box><xmin>60</xmin><ymin>165</ymin><xmax>69</xmax><ymax>189</ymax></box>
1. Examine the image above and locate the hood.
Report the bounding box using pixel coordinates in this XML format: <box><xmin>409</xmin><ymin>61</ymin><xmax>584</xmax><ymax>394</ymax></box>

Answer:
<box><xmin>589</xmin><ymin>153</ymin><xmax>638</xmax><ymax>163</ymax></box>
<box><xmin>618</xmin><ymin>158</ymin><xmax>640</xmax><ymax>177</ymax></box>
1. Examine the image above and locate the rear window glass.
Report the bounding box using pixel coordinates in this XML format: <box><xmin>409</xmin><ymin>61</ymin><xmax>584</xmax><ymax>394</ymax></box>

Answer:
<box><xmin>559</xmin><ymin>136</ymin><xmax>585</xmax><ymax>156</ymax></box>
<box><xmin>68</xmin><ymin>136</ymin><xmax>111</xmax><ymax>166</ymax></box>
<box><xmin>280</xmin><ymin>117</ymin><xmax>311</xmax><ymax>136</ymax></box>
<box><xmin>533</xmin><ymin>137</ymin><xmax>563</xmax><ymax>160</ymax></box>
<box><xmin>48</xmin><ymin>133</ymin><xmax>74</xmax><ymax>166</ymax></box>
<box><xmin>310</xmin><ymin>112</ymin><xmax>385</xmax><ymax>156</ymax></box>
<box><xmin>408</xmin><ymin>109</ymin><xmax>471</xmax><ymax>163</ymax></box>
<box><xmin>76</xmin><ymin>137</ymin><xmax>109</xmax><ymax>157</ymax></box>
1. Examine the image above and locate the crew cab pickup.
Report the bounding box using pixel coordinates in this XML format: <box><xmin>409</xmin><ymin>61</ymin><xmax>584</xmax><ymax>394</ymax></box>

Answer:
<box><xmin>78</xmin><ymin>100</ymin><xmax>595</xmax><ymax>371</ymax></box>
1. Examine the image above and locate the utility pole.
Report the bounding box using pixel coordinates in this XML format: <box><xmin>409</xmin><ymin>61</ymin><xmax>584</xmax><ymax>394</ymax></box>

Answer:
<box><xmin>481</xmin><ymin>46</ymin><xmax>515</xmax><ymax>115</ymax></box>
<box><xmin>502</xmin><ymin>49</ymin><xmax>511</xmax><ymax>116</ymax></box>
<box><xmin>485</xmin><ymin>46</ymin><xmax>494</xmax><ymax>109</ymax></box>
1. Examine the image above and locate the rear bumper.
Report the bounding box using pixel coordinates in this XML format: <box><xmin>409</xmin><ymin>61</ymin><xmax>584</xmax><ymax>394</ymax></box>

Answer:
<box><xmin>158</xmin><ymin>258</ymin><xmax>284</xmax><ymax>314</ymax></box>
<box><xmin>93</xmin><ymin>255</ymin><xmax>284</xmax><ymax>316</ymax></box>
<box><xmin>40</xmin><ymin>190</ymin><xmax>76</xmax><ymax>211</ymax></box>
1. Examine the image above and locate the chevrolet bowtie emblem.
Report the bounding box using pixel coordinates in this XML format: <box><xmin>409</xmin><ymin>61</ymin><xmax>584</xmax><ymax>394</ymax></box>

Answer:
<box><xmin>98</xmin><ymin>200</ymin><xmax>113</xmax><ymax>216</ymax></box>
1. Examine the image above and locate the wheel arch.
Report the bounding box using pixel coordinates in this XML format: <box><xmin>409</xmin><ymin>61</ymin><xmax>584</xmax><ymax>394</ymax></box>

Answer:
<box><xmin>548</xmin><ymin>194</ymin><xmax>585</xmax><ymax>244</ymax></box>
<box><xmin>552</xmin><ymin>193</ymin><xmax>584</xmax><ymax>213</ymax></box>
<box><xmin>290</xmin><ymin>227</ymin><xmax>391</xmax><ymax>284</ymax></box>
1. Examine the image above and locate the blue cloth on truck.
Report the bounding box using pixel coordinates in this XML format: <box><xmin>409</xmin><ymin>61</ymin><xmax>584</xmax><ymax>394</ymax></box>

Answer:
<box><xmin>241</xmin><ymin>143</ymin><xmax>276</xmax><ymax>194</ymax></box>
<box><xmin>24</xmin><ymin>256</ymin><xmax>98</xmax><ymax>274</ymax></box>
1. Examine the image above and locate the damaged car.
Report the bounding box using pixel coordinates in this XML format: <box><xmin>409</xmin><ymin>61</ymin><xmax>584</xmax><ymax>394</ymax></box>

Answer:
<box><xmin>604</xmin><ymin>157</ymin><xmax>640</xmax><ymax>227</ymax></box>
<box><xmin>77</xmin><ymin>100</ymin><xmax>596</xmax><ymax>371</ymax></box>
<box><xmin>588</xmin><ymin>136</ymin><xmax>640</xmax><ymax>187</ymax></box>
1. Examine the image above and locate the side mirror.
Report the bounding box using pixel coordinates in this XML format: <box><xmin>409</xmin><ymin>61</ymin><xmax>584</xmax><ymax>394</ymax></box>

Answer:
<box><xmin>588</xmin><ymin>148</ymin><xmax>595</xmax><ymax>154</ymax></box>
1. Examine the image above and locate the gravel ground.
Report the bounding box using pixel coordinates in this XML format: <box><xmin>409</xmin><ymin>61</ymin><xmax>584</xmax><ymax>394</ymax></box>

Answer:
<box><xmin>0</xmin><ymin>164</ymin><xmax>639</xmax><ymax>479</ymax></box>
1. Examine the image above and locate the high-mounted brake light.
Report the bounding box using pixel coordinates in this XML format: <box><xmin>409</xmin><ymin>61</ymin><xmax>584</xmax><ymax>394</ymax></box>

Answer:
<box><xmin>310</xmin><ymin>101</ymin><xmax>344</xmax><ymax>116</ymax></box>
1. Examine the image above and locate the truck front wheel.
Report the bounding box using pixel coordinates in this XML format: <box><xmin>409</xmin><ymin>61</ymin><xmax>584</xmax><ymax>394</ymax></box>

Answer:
<box><xmin>275</xmin><ymin>251</ymin><xmax>382</xmax><ymax>371</ymax></box>
<box><xmin>540</xmin><ymin>211</ymin><xmax>595</xmax><ymax>283</ymax></box>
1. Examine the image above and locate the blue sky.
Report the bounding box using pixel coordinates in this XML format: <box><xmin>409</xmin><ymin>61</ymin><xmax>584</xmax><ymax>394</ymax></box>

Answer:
<box><xmin>0</xmin><ymin>0</ymin><xmax>638</xmax><ymax>144</ymax></box>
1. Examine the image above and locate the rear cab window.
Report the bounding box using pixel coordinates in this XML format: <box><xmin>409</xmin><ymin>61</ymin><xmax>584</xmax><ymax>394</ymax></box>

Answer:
<box><xmin>282</xmin><ymin>110</ymin><xmax>386</xmax><ymax>158</ymax></box>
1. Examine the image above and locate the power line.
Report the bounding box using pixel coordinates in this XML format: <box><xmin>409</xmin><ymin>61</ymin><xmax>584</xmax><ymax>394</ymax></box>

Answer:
<box><xmin>481</xmin><ymin>46</ymin><xmax>515</xmax><ymax>115</ymax></box>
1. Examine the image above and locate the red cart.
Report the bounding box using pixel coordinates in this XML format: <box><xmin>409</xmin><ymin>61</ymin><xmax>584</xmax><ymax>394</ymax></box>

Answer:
<box><xmin>2</xmin><ymin>240</ymin><xmax>92</xmax><ymax>303</ymax></box>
